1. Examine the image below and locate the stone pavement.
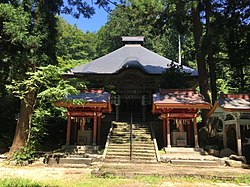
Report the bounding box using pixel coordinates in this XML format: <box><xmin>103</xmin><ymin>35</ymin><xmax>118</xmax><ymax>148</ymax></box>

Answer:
<box><xmin>96</xmin><ymin>162</ymin><xmax>250</xmax><ymax>179</ymax></box>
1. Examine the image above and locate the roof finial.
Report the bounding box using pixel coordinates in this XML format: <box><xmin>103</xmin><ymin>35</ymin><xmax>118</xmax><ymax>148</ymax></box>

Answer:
<box><xmin>121</xmin><ymin>36</ymin><xmax>144</xmax><ymax>45</ymax></box>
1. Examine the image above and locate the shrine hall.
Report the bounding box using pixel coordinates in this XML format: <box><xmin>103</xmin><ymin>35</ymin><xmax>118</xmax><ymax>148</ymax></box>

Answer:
<box><xmin>57</xmin><ymin>36</ymin><xmax>210</xmax><ymax>149</ymax></box>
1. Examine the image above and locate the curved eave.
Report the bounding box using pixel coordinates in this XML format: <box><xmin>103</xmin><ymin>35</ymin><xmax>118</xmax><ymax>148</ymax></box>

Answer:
<box><xmin>54</xmin><ymin>101</ymin><xmax>112</xmax><ymax>113</ymax></box>
<box><xmin>152</xmin><ymin>103</ymin><xmax>210</xmax><ymax>113</ymax></box>
<box><xmin>208</xmin><ymin>101</ymin><xmax>250</xmax><ymax>117</ymax></box>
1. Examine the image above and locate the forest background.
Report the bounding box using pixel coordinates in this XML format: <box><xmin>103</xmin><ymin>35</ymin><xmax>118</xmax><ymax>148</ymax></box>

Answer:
<box><xmin>0</xmin><ymin>0</ymin><xmax>249</xmax><ymax>160</ymax></box>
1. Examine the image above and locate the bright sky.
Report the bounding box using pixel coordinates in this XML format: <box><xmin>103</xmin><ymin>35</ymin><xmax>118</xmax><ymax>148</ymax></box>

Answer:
<box><xmin>60</xmin><ymin>5</ymin><xmax>110</xmax><ymax>33</ymax></box>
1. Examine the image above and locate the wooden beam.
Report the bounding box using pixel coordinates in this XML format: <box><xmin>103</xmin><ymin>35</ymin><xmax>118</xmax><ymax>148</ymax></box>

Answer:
<box><xmin>68</xmin><ymin>111</ymin><xmax>102</xmax><ymax>117</ymax></box>
<box><xmin>154</xmin><ymin>103</ymin><xmax>210</xmax><ymax>110</ymax></box>
<box><xmin>161</xmin><ymin>113</ymin><xmax>197</xmax><ymax>119</ymax></box>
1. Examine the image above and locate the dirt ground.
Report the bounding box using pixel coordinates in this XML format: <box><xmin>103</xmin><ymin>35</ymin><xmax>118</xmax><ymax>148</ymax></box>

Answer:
<box><xmin>0</xmin><ymin>160</ymin><xmax>250</xmax><ymax>187</ymax></box>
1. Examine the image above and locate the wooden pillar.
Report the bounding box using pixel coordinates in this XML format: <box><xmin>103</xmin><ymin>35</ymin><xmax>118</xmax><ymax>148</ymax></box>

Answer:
<box><xmin>222</xmin><ymin>123</ymin><xmax>227</xmax><ymax>148</ymax></box>
<box><xmin>74</xmin><ymin>118</ymin><xmax>78</xmax><ymax>144</ymax></box>
<box><xmin>166</xmin><ymin>118</ymin><xmax>171</xmax><ymax>148</ymax></box>
<box><xmin>163</xmin><ymin>118</ymin><xmax>166</xmax><ymax>146</ymax></box>
<box><xmin>116</xmin><ymin>105</ymin><xmax>119</xmax><ymax>121</ymax></box>
<box><xmin>80</xmin><ymin>117</ymin><xmax>86</xmax><ymax>131</ymax></box>
<box><xmin>66</xmin><ymin>114</ymin><xmax>71</xmax><ymax>145</ymax></box>
<box><xmin>187</xmin><ymin>120</ymin><xmax>191</xmax><ymax>146</ymax></box>
<box><xmin>236</xmin><ymin>118</ymin><xmax>242</xmax><ymax>155</ymax></box>
<box><xmin>193</xmin><ymin>117</ymin><xmax>199</xmax><ymax>148</ymax></box>
<box><xmin>93</xmin><ymin>114</ymin><xmax>97</xmax><ymax>145</ymax></box>
<box><xmin>97</xmin><ymin>116</ymin><xmax>101</xmax><ymax>145</ymax></box>
<box><xmin>142</xmin><ymin>105</ymin><xmax>146</xmax><ymax>122</ymax></box>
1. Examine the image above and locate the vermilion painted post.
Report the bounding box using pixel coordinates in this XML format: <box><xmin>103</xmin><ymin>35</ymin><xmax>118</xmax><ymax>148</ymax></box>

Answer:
<box><xmin>163</xmin><ymin>118</ymin><xmax>166</xmax><ymax>147</ymax></box>
<box><xmin>166</xmin><ymin>118</ymin><xmax>171</xmax><ymax>148</ymax></box>
<box><xmin>74</xmin><ymin>118</ymin><xmax>78</xmax><ymax>144</ymax></box>
<box><xmin>97</xmin><ymin>116</ymin><xmax>101</xmax><ymax>145</ymax></box>
<box><xmin>93</xmin><ymin>115</ymin><xmax>97</xmax><ymax>145</ymax></box>
<box><xmin>66</xmin><ymin>114</ymin><xmax>71</xmax><ymax>145</ymax></box>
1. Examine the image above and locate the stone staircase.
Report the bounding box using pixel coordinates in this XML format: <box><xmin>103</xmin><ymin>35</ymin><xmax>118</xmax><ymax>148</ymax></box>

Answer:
<box><xmin>105</xmin><ymin>122</ymin><xmax>158</xmax><ymax>163</ymax></box>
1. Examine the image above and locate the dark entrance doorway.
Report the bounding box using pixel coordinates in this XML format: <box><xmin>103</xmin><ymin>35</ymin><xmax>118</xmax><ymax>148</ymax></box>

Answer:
<box><xmin>227</xmin><ymin>125</ymin><xmax>237</xmax><ymax>153</ymax></box>
<box><xmin>120</xmin><ymin>90</ymin><xmax>142</xmax><ymax>121</ymax></box>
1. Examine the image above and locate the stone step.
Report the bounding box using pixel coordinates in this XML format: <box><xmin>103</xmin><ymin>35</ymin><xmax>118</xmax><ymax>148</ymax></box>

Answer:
<box><xmin>109</xmin><ymin>140</ymin><xmax>130</xmax><ymax>144</ymax></box>
<box><xmin>47</xmin><ymin>157</ymin><xmax>93</xmax><ymax>165</ymax></box>
<box><xmin>49</xmin><ymin>164</ymin><xmax>89</xmax><ymax>168</ymax></box>
<box><xmin>110</xmin><ymin>138</ymin><xmax>152</xmax><ymax>142</ymax></box>
<box><xmin>104</xmin><ymin>159</ymin><xmax>158</xmax><ymax>164</ymax></box>
<box><xmin>132</xmin><ymin>129</ymin><xmax>151</xmax><ymax>133</ymax></box>
<box><xmin>106</xmin><ymin>152</ymin><xmax>156</xmax><ymax>157</ymax></box>
<box><xmin>164</xmin><ymin>147</ymin><xmax>204</xmax><ymax>153</ymax></box>
<box><xmin>106</xmin><ymin>154</ymin><xmax>156</xmax><ymax>160</ymax></box>
<box><xmin>107</xmin><ymin>148</ymin><xmax>155</xmax><ymax>153</ymax></box>
<box><xmin>132</xmin><ymin>143</ymin><xmax>155</xmax><ymax>147</ymax></box>
<box><xmin>170</xmin><ymin>159</ymin><xmax>220</xmax><ymax>166</ymax></box>
<box><xmin>108</xmin><ymin>144</ymin><xmax>154</xmax><ymax>149</ymax></box>
<box><xmin>112</xmin><ymin>129</ymin><xmax>151</xmax><ymax>134</ymax></box>
<box><xmin>59</xmin><ymin>158</ymin><xmax>93</xmax><ymax>165</ymax></box>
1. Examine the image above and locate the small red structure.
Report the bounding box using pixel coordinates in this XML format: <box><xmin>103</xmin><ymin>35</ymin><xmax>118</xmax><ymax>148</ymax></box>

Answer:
<box><xmin>55</xmin><ymin>90</ymin><xmax>112</xmax><ymax>146</ymax></box>
<box><xmin>152</xmin><ymin>89</ymin><xmax>210</xmax><ymax>148</ymax></box>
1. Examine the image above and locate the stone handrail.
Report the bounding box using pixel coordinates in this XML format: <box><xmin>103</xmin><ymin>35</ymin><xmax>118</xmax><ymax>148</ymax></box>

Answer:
<box><xmin>102</xmin><ymin>121</ymin><xmax>114</xmax><ymax>159</ymax></box>
<box><xmin>149</xmin><ymin>123</ymin><xmax>161</xmax><ymax>162</ymax></box>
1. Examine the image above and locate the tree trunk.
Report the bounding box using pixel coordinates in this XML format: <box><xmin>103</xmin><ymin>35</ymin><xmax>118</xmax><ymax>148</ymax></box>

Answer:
<box><xmin>191</xmin><ymin>1</ymin><xmax>211</xmax><ymax>125</ymax></box>
<box><xmin>9</xmin><ymin>89</ymin><xmax>37</xmax><ymax>154</ymax></box>
<box><xmin>205</xmin><ymin>0</ymin><xmax>217</xmax><ymax>104</ymax></box>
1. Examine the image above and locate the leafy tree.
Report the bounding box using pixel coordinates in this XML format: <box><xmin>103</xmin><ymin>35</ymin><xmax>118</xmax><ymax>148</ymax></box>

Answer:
<box><xmin>160</xmin><ymin>63</ymin><xmax>190</xmax><ymax>89</ymax></box>
<box><xmin>56</xmin><ymin>18</ymin><xmax>97</xmax><ymax>68</ymax></box>
<box><xmin>0</xmin><ymin>0</ymin><xmax>115</xmax><ymax>154</ymax></box>
<box><xmin>96</xmin><ymin>0</ymin><xmax>196</xmax><ymax>68</ymax></box>
<box><xmin>0</xmin><ymin>0</ymin><xmax>62</xmax><ymax>153</ymax></box>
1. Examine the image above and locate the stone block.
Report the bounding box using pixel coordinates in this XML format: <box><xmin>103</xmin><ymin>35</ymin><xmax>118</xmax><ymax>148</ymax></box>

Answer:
<box><xmin>9</xmin><ymin>160</ymin><xmax>17</xmax><ymax>166</ymax></box>
<box><xmin>229</xmin><ymin>155</ymin><xmax>247</xmax><ymax>164</ymax></box>
<box><xmin>160</xmin><ymin>155</ymin><xmax>171</xmax><ymax>163</ymax></box>
<box><xmin>220</xmin><ymin>148</ymin><xmax>236</xmax><ymax>158</ymax></box>
<box><xmin>225</xmin><ymin>159</ymin><xmax>242</xmax><ymax>168</ymax></box>
<box><xmin>208</xmin><ymin>149</ymin><xmax>220</xmax><ymax>157</ymax></box>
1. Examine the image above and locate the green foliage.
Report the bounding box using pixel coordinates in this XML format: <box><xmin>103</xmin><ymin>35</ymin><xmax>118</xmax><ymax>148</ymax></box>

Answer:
<box><xmin>0</xmin><ymin>178</ymin><xmax>46</xmax><ymax>187</ymax></box>
<box><xmin>7</xmin><ymin>65</ymin><xmax>79</xmax><ymax>150</ymax></box>
<box><xmin>11</xmin><ymin>145</ymin><xmax>35</xmax><ymax>164</ymax></box>
<box><xmin>135</xmin><ymin>175</ymin><xmax>164</xmax><ymax>185</ymax></box>
<box><xmin>29</xmin><ymin>66</ymin><xmax>78</xmax><ymax>149</ymax></box>
<box><xmin>0</xmin><ymin>4</ymin><xmax>29</xmax><ymax>44</ymax></box>
<box><xmin>160</xmin><ymin>62</ymin><xmax>189</xmax><ymax>89</ymax></box>
<box><xmin>56</xmin><ymin>18</ymin><xmax>97</xmax><ymax>68</ymax></box>
<box><xmin>96</xmin><ymin>0</ymin><xmax>195</xmax><ymax>67</ymax></box>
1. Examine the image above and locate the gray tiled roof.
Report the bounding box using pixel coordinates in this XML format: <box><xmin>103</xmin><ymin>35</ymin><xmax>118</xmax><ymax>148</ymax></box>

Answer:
<box><xmin>218</xmin><ymin>95</ymin><xmax>250</xmax><ymax>110</ymax></box>
<box><xmin>153</xmin><ymin>89</ymin><xmax>209</xmax><ymax>105</ymax></box>
<box><xmin>69</xmin><ymin>44</ymin><xmax>198</xmax><ymax>76</ymax></box>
